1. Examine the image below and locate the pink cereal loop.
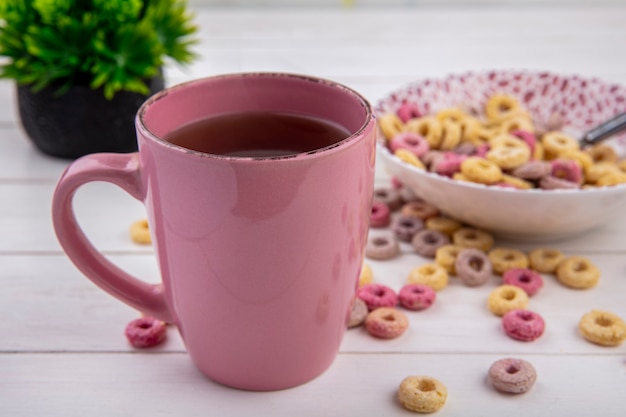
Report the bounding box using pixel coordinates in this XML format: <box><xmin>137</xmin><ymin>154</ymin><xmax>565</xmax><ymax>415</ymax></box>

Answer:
<box><xmin>432</xmin><ymin>152</ymin><xmax>467</xmax><ymax>177</ymax></box>
<box><xmin>370</xmin><ymin>201</ymin><xmax>391</xmax><ymax>228</ymax></box>
<box><xmin>357</xmin><ymin>283</ymin><xmax>398</xmax><ymax>311</ymax></box>
<box><xmin>502</xmin><ymin>309</ymin><xmax>546</xmax><ymax>342</ymax></box>
<box><xmin>510</xmin><ymin>130</ymin><xmax>537</xmax><ymax>157</ymax></box>
<box><xmin>551</xmin><ymin>158</ymin><xmax>583</xmax><ymax>184</ymax></box>
<box><xmin>365</xmin><ymin>307</ymin><xmax>409</xmax><ymax>339</ymax></box>
<box><xmin>502</xmin><ymin>268</ymin><xmax>543</xmax><ymax>296</ymax></box>
<box><xmin>124</xmin><ymin>316</ymin><xmax>167</xmax><ymax>348</ymax></box>
<box><xmin>397</xmin><ymin>102</ymin><xmax>423</xmax><ymax>123</ymax></box>
<box><xmin>390</xmin><ymin>132</ymin><xmax>430</xmax><ymax>158</ymax></box>
<box><xmin>399</xmin><ymin>284</ymin><xmax>436</xmax><ymax>311</ymax></box>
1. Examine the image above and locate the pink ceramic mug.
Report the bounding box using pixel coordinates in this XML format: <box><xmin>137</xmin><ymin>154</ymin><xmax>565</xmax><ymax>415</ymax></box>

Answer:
<box><xmin>52</xmin><ymin>73</ymin><xmax>377</xmax><ymax>391</ymax></box>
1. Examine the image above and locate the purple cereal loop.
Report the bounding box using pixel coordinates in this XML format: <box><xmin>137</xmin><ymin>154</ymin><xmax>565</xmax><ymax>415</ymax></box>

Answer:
<box><xmin>373</xmin><ymin>187</ymin><xmax>403</xmax><ymax>211</ymax></box>
<box><xmin>551</xmin><ymin>158</ymin><xmax>583</xmax><ymax>184</ymax></box>
<box><xmin>399</xmin><ymin>284</ymin><xmax>436</xmax><ymax>311</ymax></box>
<box><xmin>397</xmin><ymin>102</ymin><xmax>423</xmax><ymax>123</ymax></box>
<box><xmin>502</xmin><ymin>268</ymin><xmax>543</xmax><ymax>296</ymax></box>
<box><xmin>539</xmin><ymin>175</ymin><xmax>580</xmax><ymax>190</ymax></box>
<box><xmin>348</xmin><ymin>297</ymin><xmax>369</xmax><ymax>328</ymax></box>
<box><xmin>411</xmin><ymin>229</ymin><xmax>450</xmax><ymax>258</ymax></box>
<box><xmin>488</xmin><ymin>358</ymin><xmax>537</xmax><ymax>394</ymax></box>
<box><xmin>502</xmin><ymin>309</ymin><xmax>546</xmax><ymax>342</ymax></box>
<box><xmin>390</xmin><ymin>132</ymin><xmax>430</xmax><ymax>158</ymax></box>
<box><xmin>357</xmin><ymin>284</ymin><xmax>398</xmax><ymax>311</ymax></box>
<box><xmin>511</xmin><ymin>160</ymin><xmax>551</xmax><ymax>180</ymax></box>
<box><xmin>475</xmin><ymin>143</ymin><xmax>490</xmax><ymax>158</ymax></box>
<box><xmin>365</xmin><ymin>234</ymin><xmax>400</xmax><ymax>260</ymax></box>
<box><xmin>454</xmin><ymin>248</ymin><xmax>492</xmax><ymax>287</ymax></box>
<box><xmin>370</xmin><ymin>201</ymin><xmax>391</xmax><ymax>228</ymax></box>
<box><xmin>391</xmin><ymin>215</ymin><xmax>424</xmax><ymax>242</ymax></box>
<box><xmin>421</xmin><ymin>150</ymin><xmax>445</xmax><ymax>168</ymax></box>
<box><xmin>453</xmin><ymin>142</ymin><xmax>477</xmax><ymax>156</ymax></box>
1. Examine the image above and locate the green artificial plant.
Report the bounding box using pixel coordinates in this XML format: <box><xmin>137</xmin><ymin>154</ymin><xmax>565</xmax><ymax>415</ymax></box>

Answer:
<box><xmin>0</xmin><ymin>0</ymin><xmax>197</xmax><ymax>99</ymax></box>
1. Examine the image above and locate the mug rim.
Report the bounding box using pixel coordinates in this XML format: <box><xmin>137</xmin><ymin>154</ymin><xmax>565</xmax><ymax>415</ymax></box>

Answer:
<box><xmin>136</xmin><ymin>72</ymin><xmax>374</xmax><ymax>161</ymax></box>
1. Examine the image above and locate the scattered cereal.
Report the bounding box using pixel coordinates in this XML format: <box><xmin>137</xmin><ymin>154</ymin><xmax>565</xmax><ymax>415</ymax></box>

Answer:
<box><xmin>365</xmin><ymin>307</ymin><xmax>409</xmax><ymax>339</ymax></box>
<box><xmin>425</xmin><ymin>216</ymin><xmax>462</xmax><ymax>237</ymax></box>
<box><xmin>528</xmin><ymin>248</ymin><xmax>563</xmax><ymax>274</ymax></box>
<box><xmin>370</xmin><ymin>201</ymin><xmax>391</xmax><ymax>228</ymax></box>
<box><xmin>398</xmin><ymin>284</ymin><xmax>437</xmax><ymax>311</ymax></box>
<box><xmin>556</xmin><ymin>256</ymin><xmax>600</xmax><ymax>289</ymax></box>
<box><xmin>125</xmin><ymin>316</ymin><xmax>167</xmax><ymax>348</ymax></box>
<box><xmin>358</xmin><ymin>263</ymin><xmax>373</xmax><ymax>287</ymax></box>
<box><xmin>487</xmin><ymin>285</ymin><xmax>529</xmax><ymax>317</ymax></box>
<box><xmin>578</xmin><ymin>310</ymin><xmax>626</xmax><ymax>347</ymax></box>
<box><xmin>373</xmin><ymin>187</ymin><xmax>403</xmax><ymax>211</ymax></box>
<box><xmin>502</xmin><ymin>268</ymin><xmax>543</xmax><ymax>296</ymax></box>
<box><xmin>407</xmin><ymin>263</ymin><xmax>449</xmax><ymax>291</ymax></box>
<box><xmin>488</xmin><ymin>247</ymin><xmax>529</xmax><ymax>275</ymax></box>
<box><xmin>398</xmin><ymin>375</ymin><xmax>448</xmax><ymax>413</ymax></box>
<box><xmin>130</xmin><ymin>219</ymin><xmax>152</xmax><ymax>245</ymax></box>
<box><xmin>502</xmin><ymin>309</ymin><xmax>546</xmax><ymax>342</ymax></box>
<box><xmin>435</xmin><ymin>244</ymin><xmax>463</xmax><ymax>274</ymax></box>
<box><xmin>411</xmin><ymin>229</ymin><xmax>450</xmax><ymax>258</ymax></box>
<box><xmin>365</xmin><ymin>234</ymin><xmax>400</xmax><ymax>260</ymax></box>
<box><xmin>391</xmin><ymin>215</ymin><xmax>424</xmax><ymax>242</ymax></box>
<box><xmin>348</xmin><ymin>297</ymin><xmax>369</xmax><ymax>328</ymax></box>
<box><xmin>455</xmin><ymin>248</ymin><xmax>493</xmax><ymax>287</ymax></box>
<box><xmin>488</xmin><ymin>358</ymin><xmax>537</xmax><ymax>394</ymax></box>
<box><xmin>357</xmin><ymin>283</ymin><xmax>398</xmax><ymax>311</ymax></box>
<box><xmin>452</xmin><ymin>227</ymin><xmax>494</xmax><ymax>252</ymax></box>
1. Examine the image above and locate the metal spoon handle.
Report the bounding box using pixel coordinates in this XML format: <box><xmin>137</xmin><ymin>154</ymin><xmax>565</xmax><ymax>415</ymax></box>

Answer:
<box><xmin>580</xmin><ymin>112</ymin><xmax>626</xmax><ymax>147</ymax></box>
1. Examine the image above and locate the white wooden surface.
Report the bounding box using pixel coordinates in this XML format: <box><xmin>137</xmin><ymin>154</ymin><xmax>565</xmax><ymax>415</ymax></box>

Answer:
<box><xmin>2</xmin><ymin>5</ymin><xmax>626</xmax><ymax>416</ymax></box>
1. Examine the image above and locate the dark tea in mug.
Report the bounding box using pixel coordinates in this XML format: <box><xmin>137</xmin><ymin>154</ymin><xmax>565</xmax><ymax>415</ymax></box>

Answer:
<box><xmin>164</xmin><ymin>111</ymin><xmax>351</xmax><ymax>158</ymax></box>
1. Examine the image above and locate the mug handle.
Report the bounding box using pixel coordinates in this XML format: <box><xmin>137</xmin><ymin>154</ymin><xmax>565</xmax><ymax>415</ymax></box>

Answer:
<box><xmin>52</xmin><ymin>152</ymin><xmax>173</xmax><ymax>323</ymax></box>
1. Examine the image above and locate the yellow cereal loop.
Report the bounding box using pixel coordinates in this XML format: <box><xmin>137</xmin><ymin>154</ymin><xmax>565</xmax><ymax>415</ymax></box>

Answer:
<box><xmin>405</xmin><ymin>116</ymin><xmax>443</xmax><ymax>149</ymax></box>
<box><xmin>528</xmin><ymin>248</ymin><xmax>564</xmax><ymax>273</ymax></box>
<box><xmin>439</xmin><ymin>120</ymin><xmax>462</xmax><ymax>150</ymax></box>
<box><xmin>578</xmin><ymin>310</ymin><xmax>626</xmax><ymax>347</ymax></box>
<box><xmin>407</xmin><ymin>263</ymin><xmax>449</xmax><ymax>291</ymax></box>
<box><xmin>618</xmin><ymin>159</ymin><xmax>626</xmax><ymax>172</ymax></box>
<box><xmin>532</xmin><ymin>141</ymin><xmax>545</xmax><ymax>160</ymax></box>
<box><xmin>459</xmin><ymin>116</ymin><xmax>485</xmax><ymax>145</ymax></box>
<box><xmin>130</xmin><ymin>219</ymin><xmax>152</xmax><ymax>245</ymax></box>
<box><xmin>556</xmin><ymin>256</ymin><xmax>600</xmax><ymax>289</ymax></box>
<box><xmin>542</xmin><ymin>131</ymin><xmax>579</xmax><ymax>160</ymax></box>
<box><xmin>596</xmin><ymin>172</ymin><xmax>626</xmax><ymax>186</ymax></box>
<box><xmin>584</xmin><ymin>162</ymin><xmax>622</xmax><ymax>184</ymax></box>
<box><xmin>489</xmin><ymin>133</ymin><xmax>528</xmax><ymax>149</ymax></box>
<box><xmin>585</xmin><ymin>144</ymin><xmax>618</xmax><ymax>164</ymax></box>
<box><xmin>500</xmin><ymin>173</ymin><xmax>532</xmax><ymax>189</ymax></box>
<box><xmin>359</xmin><ymin>263</ymin><xmax>373</xmax><ymax>287</ymax></box>
<box><xmin>426</xmin><ymin>216</ymin><xmax>462</xmax><ymax>237</ymax></box>
<box><xmin>435</xmin><ymin>244</ymin><xmax>463</xmax><ymax>274</ymax></box>
<box><xmin>487</xmin><ymin>285</ymin><xmax>529</xmax><ymax>317</ymax></box>
<box><xmin>453</xmin><ymin>172</ymin><xmax>471</xmax><ymax>182</ymax></box>
<box><xmin>452</xmin><ymin>227</ymin><xmax>494</xmax><ymax>252</ymax></box>
<box><xmin>460</xmin><ymin>157</ymin><xmax>502</xmax><ymax>184</ymax></box>
<box><xmin>378</xmin><ymin>113</ymin><xmax>405</xmax><ymax>141</ymax></box>
<box><xmin>436</xmin><ymin>107</ymin><xmax>467</xmax><ymax>124</ymax></box>
<box><xmin>398</xmin><ymin>375</ymin><xmax>448</xmax><ymax>413</ymax></box>
<box><xmin>486</xmin><ymin>145</ymin><xmax>530</xmax><ymax>170</ymax></box>
<box><xmin>485</xmin><ymin>94</ymin><xmax>522</xmax><ymax>122</ymax></box>
<box><xmin>488</xmin><ymin>247</ymin><xmax>529</xmax><ymax>275</ymax></box>
<box><xmin>394</xmin><ymin>149</ymin><xmax>426</xmax><ymax>169</ymax></box>
<box><xmin>499</xmin><ymin>115</ymin><xmax>535</xmax><ymax>135</ymax></box>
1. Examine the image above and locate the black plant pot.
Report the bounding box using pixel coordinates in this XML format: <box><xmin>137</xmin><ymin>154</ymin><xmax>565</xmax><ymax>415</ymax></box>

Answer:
<box><xmin>17</xmin><ymin>74</ymin><xmax>165</xmax><ymax>159</ymax></box>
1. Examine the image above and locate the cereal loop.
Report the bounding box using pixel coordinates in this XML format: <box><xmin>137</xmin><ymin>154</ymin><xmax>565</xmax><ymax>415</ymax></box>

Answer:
<box><xmin>130</xmin><ymin>219</ymin><xmax>152</xmax><ymax>245</ymax></box>
<box><xmin>439</xmin><ymin>120</ymin><xmax>462</xmax><ymax>150</ymax></box>
<box><xmin>390</xmin><ymin>132</ymin><xmax>430</xmax><ymax>157</ymax></box>
<box><xmin>365</xmin><ymin>235</ymin><xmax>400</xmax><ymax>260</ymax></box>
<box><xmin>398</xmin><ymin>376</ymin><xmax>448</xmax><ymax>413</ymax></box>
<box><xmin>556</xmin><ymin>256</ymin><xmax>600</xmax><ymax>289</ymax></box>
<box><xmin>365</xmin><ymin>307</ymin><xmax>409</xmax><ymax>339</ymax></box>
<box><xmin>405</xmin><ymin>116</ymin><xmax>443</xmax><ymax>149</ymax></box>
<box><xmin>528</xmin><ymin>248</ymin><xmax>564</xmax><ymax>274</ymax></box>
<box><xmin>411</xmin><ymin>229</ymin><xmax>451</xmax><ymax>258</ymax></box>
<box><xmin>486</xmin><ymin>143</ymin><xmax>530</xmax><ymax>170</ymax></box>
<box><xmin>488</xmin><ymin>358</ymin><xmax>537</xmax><ymax>394</ymax></box>
<box><xmin>435</xmin><ymin>244</ymin><xmax>463</xmax><ymax>274</ymax></box>
<box><xmin>357</xmin><ymin>283</ymin><xmax>398</xmax><ymax>311</ymax></box>
<box><xmin>455</xmin><ymin>248</ymin><xmax>492</xmax><ymax>287</ymax></box>
<box><xmin>488</xmin><ymin>247</ymin><xmax>529</xmax><ymax>275</ymax></box>
<box><xmin>407</xmin><ymin>263</ymin><xmax>449</xmax><ymax>291</ymax></box>
<box><xmin>436</xmin><ymin>107</ymin><xmax>467</xmax><ymax>124</ymax></box>
<box><xmin>401</xmin><ymin>201</ymin><xmax>439</xmax><ymax>221</ymax></box>
<box><xmin>452</xmin><ymin>227</ymin><xmax>494</xmax><ymax>252</ymax></box>
<box><xmin>460</xmin><ymin>157</ymin><xmax>502</xmax><ymax>185</ymax></box>
<box><xmin>585</xmin><ymin>144</ymin><xmax>618</xmax><ymax>164</ymax></box>
<box><xmin>348</xmin><ymin>297</ymin><xmax>369</xmax><ymax>328</ymax></box>
<box><xmin>485</xmin><ymin>94</ymin><xmax>521</xmax><ymax>122</ymax></box>
<box><xmin>394</xmin><ymin>149</ymin><xmax>426</xmax><ymax>170</ymax></box>
<box><xmin>542</xmin><ymin>131</ymin><xmax>579</xmax><ymax>160</ymax></box>
<box><xmin>373</xmin><ymin>187</ymin><xmax>403</xmax><ymax>211</ymax></box>
<box><xmin>398</xmin><ymin>284</ymin><xmax>437</xmax><ymax>311</ymax></box>
<box><xmin>502</xmin><ymin>268</ymin><xmax>543</xmax><ymax>296</ymax></box>
<box><xmin>551</xmin><ymin>159</ymin><xmax>583</xmax><ymax>184</ymax></box>
<box><xmin>379</xmin><ymin>113</ymin><xmax>405</xmax><ymax>141</ymax></box>
<box><xmin>585</xmin><ymin>162</ymin><xmax>621</xmax><ymax>184</ymax></box>
<box><xmin>425</xmin><ymin>216</ymin><xmax>462</xmax><ymax>237</ymax></box>
<box><xmin>397</xmin><ymin>102</ymin><xmax>422</xmax><ymax>123</ymax></box>
<box><xmin>370</xmin><ymin>201</ymin><xmax>391</xmax><ymax>228</ymax></box>
<box><xmin>502</xmin><ymin>309</ymin><xmax>546</xmax><ymax>342</ymax></box>
<box><xmin>358</xmin><ymin>263</ymin><xmax>373</xmax><ymax>287</ymax></box>
<box><xmin>578</xmin><ymin>310</ymin><xmax>626</xmax><ymax>347</ymax></box>
<box><xmin>487</xmin><ymin>285</ymin><xmax>530</xmax><ymax>317</ymax></box>
<box><xmin>391</xmin><ymin>215</ymin><xmax>424</xmax><ymax>242</ymax></box>
<box><xmin>596</xmin><ymin>172</ymin><xmax>626</xmax><ymax>186</ymax></box>
<box><xmin>125</xmin><ymin>317</ymin><xmax>167</xmax><ymax>348</ymax></box>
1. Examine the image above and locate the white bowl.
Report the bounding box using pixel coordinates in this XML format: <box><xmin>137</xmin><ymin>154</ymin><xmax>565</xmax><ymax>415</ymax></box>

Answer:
<box><xmin>375</xmin><ymin>70</ymin><xmax>626</xmax><ymax>241</ymax></box>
